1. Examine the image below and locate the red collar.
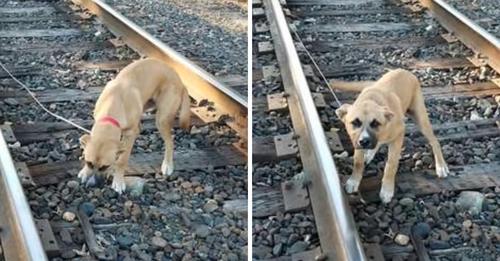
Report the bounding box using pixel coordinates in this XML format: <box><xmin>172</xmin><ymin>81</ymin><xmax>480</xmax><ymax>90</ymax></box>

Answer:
<box><xmin>99</xmin><ymin>116</ymin><xmax>121</xmax><ymax>129</ymax></box>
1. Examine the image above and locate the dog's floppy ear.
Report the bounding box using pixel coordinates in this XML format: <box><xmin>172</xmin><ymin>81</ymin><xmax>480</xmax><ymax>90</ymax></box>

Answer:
<box><xmin>383</xmin><ymin>107</ymin><xmax>394</xmax><ymax>121</ymax></box>
<box><xmin>335</xmin><ymin>104</ymin><xmax>351</xmax><ymax>120</ymax></box>
<box><xmin>79</xmin><ymin>134</ymin><xmax>91</xmax><ymax>149</ymax></box>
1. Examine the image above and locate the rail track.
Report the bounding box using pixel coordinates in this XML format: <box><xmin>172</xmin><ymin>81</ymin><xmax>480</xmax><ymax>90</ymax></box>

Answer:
<box><xmin>252</xmin><ymin>0</ymin><xmax>499</xmax><ymax>260</ymax></box>
<box><xmin>0</xmin><ymin>0</ymin><xmax>247</xmax><ymax>260</ymax></box>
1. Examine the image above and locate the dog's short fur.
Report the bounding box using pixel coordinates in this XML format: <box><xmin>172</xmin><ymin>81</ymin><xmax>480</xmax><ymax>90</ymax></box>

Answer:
<box><xmin>331</xmin><ymin>69</ymin><xmax>449</xmax><ymax>203</ymax></box>
<box><xmin>78</xmin><ymin>58</ymin><xmax>191</xmax><ymax>193</ymax></box>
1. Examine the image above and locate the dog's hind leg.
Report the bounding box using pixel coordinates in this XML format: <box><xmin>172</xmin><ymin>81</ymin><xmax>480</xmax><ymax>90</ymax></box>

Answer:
<box><xmin>345</xmin><ymin>149</ymin><xmax>365</xmax><ymax>193</ymax></box>
<box><xmin>157</xmin><ymin>116</ymin><xmax>176</xmax><ymax>176</ymax></box>
<box><xmin>410</xmin><ymin>93</ymin><xmax>449</xmax><ymax>178</ymax></box>
<box><xmin>380</xmin><ymin>134</ymin><xmax>404</xmax><ymax>203</ymax></box>
<box><xmin>156</xmin><ymin>91</ymin><xmax>181</xmax><ymax>176</ymax></box>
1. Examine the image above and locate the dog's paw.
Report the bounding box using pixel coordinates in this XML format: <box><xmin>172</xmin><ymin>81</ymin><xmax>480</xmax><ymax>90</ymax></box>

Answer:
<box><xmin>161</xmin><ymin>160</ymin><xmax>174</xmax><ymax>176</ymax></box>
<box><xmin>435</xmin><ymin>163</ymin><xmax>449</xmax><ymax>178</ymax></box>
<box><xmin>379</xmin><ymin>185</ymin><xmax>394</xmax><ymax>204</ymax></box>
<box><xmin>78</xmin><ymin>167</ymin><xmax>92</xmax><ymax>183</ymax></box>
<box><xmin>345</xmin><ymin>177</ymin><xmax>361</xmax><ymax>194</ymax></box>
<box><xmin>111</xmin><ymin>176</ymin><xmax>126</xmax><ymax>194</ymax></box>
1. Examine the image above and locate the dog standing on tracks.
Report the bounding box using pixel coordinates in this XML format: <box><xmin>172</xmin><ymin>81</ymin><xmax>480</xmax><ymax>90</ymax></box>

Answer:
<box><xmin>331</xmin><ymin>69</ymin><xmax>449</xmax><ymax>203</ymax></box>
<box><xmin>78</xmin><ymin>58</ymin><xmax>191</xmax><ymax>193</ymax></box>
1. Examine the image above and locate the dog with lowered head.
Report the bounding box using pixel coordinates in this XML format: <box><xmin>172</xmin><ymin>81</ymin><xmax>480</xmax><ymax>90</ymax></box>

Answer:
<box><xmin>78</xmin><ymin>58</ymin><xmax>191</xmax><ymax>193</ymax></box>
<box><xmin>331</xmin><ymin>69</ymin><xmax>449</xmax><ymax>203</ymax></box>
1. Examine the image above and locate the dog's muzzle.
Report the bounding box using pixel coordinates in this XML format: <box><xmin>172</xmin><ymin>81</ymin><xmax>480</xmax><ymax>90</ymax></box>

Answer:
<box><xmin>358</xmin><ymin>137</ymin><xmax>376</xmax><ymax>149</ymax></box>
<box><xmin>356</xmin><ymin>129</ymin><xmax>377</xmax><ymax>149</ymax></box>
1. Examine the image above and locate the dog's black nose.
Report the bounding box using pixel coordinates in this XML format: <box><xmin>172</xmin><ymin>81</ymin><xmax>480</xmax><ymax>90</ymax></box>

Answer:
<box><xmin>359</xmin><ymin>138</ymin><xmax>372</xmax><ymax>149</ymax></box>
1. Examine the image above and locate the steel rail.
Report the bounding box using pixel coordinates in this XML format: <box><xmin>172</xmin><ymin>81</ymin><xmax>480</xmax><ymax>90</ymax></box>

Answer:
<box><xmin>263</xmin><ymin>0</ymin><xmax>366</xmax><ymax>260</ymax></box>
<box><xmin>419</xmin><ymin>0</ymin><xmax>500</xmax><ymax>73</ymax></box>
<box><xmin>0</xmin><ymin>132</ymin><xmax>47</xmax><ymax>261</ymax></box>
<box><xmin>72</xmin><ymin>0</ymin><xmax>248</xmax><ymax>153</ymax></box>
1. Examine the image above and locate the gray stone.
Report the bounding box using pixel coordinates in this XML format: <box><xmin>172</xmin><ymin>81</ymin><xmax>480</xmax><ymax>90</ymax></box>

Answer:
<box><xmin>59</xmin><ymin>229</ymin><xmax>73</xmax><ymax>244</ymax></box>
<box><xmin>117</xmin><ymin>235</ymin><xmax>134</xmax><ymax>248</ymax></box>
<box><xmin>203</xmin><ymin>199</ymin><xmax>219</xmax><ymax>213</ymax></box>
<box><xmin>456</xmin><ymin>191</ymin><xmax>484</xmax><ymax>215</ymax></box>
<box><xmin>227</xmin><ymin>253</ymin><xmax>238</xmax><ymax>261</ymax></box>
<box><xmin>125</xmin><ymin>177</ymin><xmax>145</xmax><ymax>197</ymax></box>
<box><xmin>61</xmin><ymin>250</ymin><xmax>76</xmax><ymax>259</ymax></box>
<box><xmin>4</xmin><ymin>98</ymin><xmax>19</xmax><ymax>106</ymax></box>
<box><xmin>272</xmin><ymin>243</ymin><xmax>283</xmax><ymax>256</ymax></box>
<box><xmin>429</xmin><ymin>239</ymin><xmax>450</xmax><ymax>250</ymax></box>
<box><xmin>288</xmin><ymin>241</ymin><xmax>308</xmax><ymax>255</ymax></box>
<box><xmin>470</xmin><ymin>110</ymin><xmax>483</xmax><ymax>120</ymax></box>
<box><xmin>138</xmin><ymin>251</ymin><xmax>152</xmax><ymax>261</ymax></box>
<box><xmin>399</xmin><ymin>197</ymin><xmax>414</xmax><ymax>207</ymax></box>
<box><xmin>287</xmin><ymin>233</ymin><xmax>299</xmax><ymax>245</ymax></box>
<box><xmin>253</xmin><ymin>245</ymin><xmax>271</xmax><ymax>259</ymax></box>
<box><xmin>195</xmin><ymin>224</ymin><xmax>211</xmax><ymax>238</ymax></box>
<box><xmin>62</xmin><ymin>211</ymin><xmax>76</xmax><ymax>222</ymax></box>
<box><xmin>394</xmin><ymin>234</ymin><xmax>410</xmax><ymax>246</ymax></box>
<box><xmin>151</xmin><ymin>236</ymin><xmax>168</xmax><ymax>248</ymax></box>
<box><xmin>463</xmin><ymin>219</ymin><xmax>472</xmax><ymax>229</ymax></box>
<box><xmin>163</xmin><ymin>192</ymin><xmax>181</xmax><ymax>201</ymax></box>
<box><xmin>221</xmin><ymin>227</ymin><xmax>231</xmax><ymax>237</ymax></box>
<box><xmin>413</xmin><ymin>222</ymin><xmax>431</xmax><ymax>239</ymax></box>
<box><xmin>80</xmin><ymin>202</ymin><xmax>95</xmax><ymax>216</ymax></box>
<box><xmin>66</xmin><ymin>180</ymin><xmax>79</xmax><ymax>189</ymax></box>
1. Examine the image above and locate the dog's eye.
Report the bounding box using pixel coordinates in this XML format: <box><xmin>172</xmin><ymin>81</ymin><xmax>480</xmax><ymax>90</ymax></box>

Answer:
<box><xmin>351</xmin><ymin>118</ymin><xmax>362</xmax><ymax>128</ymax></box>
<box><xmin>370</xmin><ymin>119</ymin><xmax>380</xmax><ymax>129</ymax></box>
<box><xmin>98</xmin><ymin>165</ymin><xmax>109</xmax><ymax>172</ymax></box>
<box><xmin>86</xmin><ymin>161</ymin><xmax>94</xmax><ymax>169</ymax></box>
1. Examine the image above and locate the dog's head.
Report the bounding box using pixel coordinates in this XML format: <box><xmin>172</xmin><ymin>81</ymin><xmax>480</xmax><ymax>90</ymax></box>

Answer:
<box><xmin>80</xmin><ymin>132</ymin><xmax>123</xmax><ymax>175</ymax></box>
<box><xmin>336</xmin><ymin>101</ymin><xmax>394</xmax><ymax>150</ymax></box>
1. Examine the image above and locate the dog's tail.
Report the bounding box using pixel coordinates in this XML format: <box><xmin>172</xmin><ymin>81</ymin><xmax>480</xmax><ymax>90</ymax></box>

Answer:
<box><xmin>329</xmin><ymin>80</ymin><xmax>375</xmax><ymax>92</ymax></box>
<box><xmin>179</xmin><ymin>88</ymin><xmax>191</xmax><ymax>130</ymax></box>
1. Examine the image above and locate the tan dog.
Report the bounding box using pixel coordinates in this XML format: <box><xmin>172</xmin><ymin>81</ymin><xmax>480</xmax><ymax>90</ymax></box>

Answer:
<box><xmin>78</xmin><ymin>58</ymin><xmax>191</xmax><ymax>193</ymax></box>
<box><xmin>332</xmin><ymin>69</ymin><xmax>449</xmax><ymax>203</ymax></box>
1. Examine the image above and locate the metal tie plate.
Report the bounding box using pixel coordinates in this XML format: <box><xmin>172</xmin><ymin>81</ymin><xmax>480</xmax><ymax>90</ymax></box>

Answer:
<box><xmin>255</xmin><ymin>22</ymin><xmax>270</xmax><ymax>33</ymax></box>
<box><xmin>258</xmin><ymin>41</ymin><xmax>274</xmax><ymax>54</ymax></box>
<box><xmin>274</xmin><ymin>133</ymin><xmax>298</xmax><ymax>159</ymax></box>
<box><xmin>302</xmin><ymin>64</ymin><xmax>315</xmax><ymax>77</ymax></box>
<box><xmin>35</xmin><ymin>219</ymin><xmax>60</xmax><ymax>257</ymax></box>
<box><xmin>441</xmin><ymin>33</ymin><xmax>458</xmax><ymax>43</ymax></box>
<box><xmin>262</xmin><ymin>65</ymin><xmax>280</xmax><ymax>80</ymax></box>
<box><xmin>325</xmin><ymin>128</ymin><xmax>344</xmax><ymax>152</ymax></box>
<box><xmin>14</xmin><ymin>162</ymin><xmax>35</xmax><ymax>186</ymax></box>
<box><xmin>282</xmin><ymin>178</ymin><xmax>309</xmax><ymax>212</ymax></box>
<box><xmin>0</xmin><ymin>125</ymin><xmax>16</xmax><ymax>143</ymax></box>
<box><xmin>253</xmin><ymin>7</ymin><xmax>265</xmax><ymax>17</ymax></box>
<box><xmin>267</xmin><ymin>92</ymin><xmax>288</xmax><ymax>111</ymax></box>
<box><xmin>191</xmin><ymin>106</ymin><xmax>221</xmax><ymax>123</ymax></box>
<box><xmin>311</xmin><ymin>92</ymin><xmax>326</xmax><ymax>108</ymax></box>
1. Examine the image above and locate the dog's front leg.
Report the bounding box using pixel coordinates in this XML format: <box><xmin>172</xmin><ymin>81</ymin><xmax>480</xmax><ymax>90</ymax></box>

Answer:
<box><xmin>111</xmin><ymin>169</ymin><xmax>126</xmax><ymax>194</ymax></box>
<box><xmin>345</xmin><ymin>149</ymin><xmax>364</xmax><ymax>193</ymax></box>
<box><xmin>380</xmin><ymin>135</ymin><xmax>404</xmax><ymax>203</ymax></box>
<box><xmin>112</xmin><ymin>129</ymin><xmax>139</xmax><ymax>194</ymax></box>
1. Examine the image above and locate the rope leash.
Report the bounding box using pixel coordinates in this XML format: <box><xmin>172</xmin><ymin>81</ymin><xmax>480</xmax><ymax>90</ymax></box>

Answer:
<box><xmin>0</xmin><ymin>61</ymin><xmax>91</xmax><ymax>134</ymax></box>
<box><xmin>290</xmin><ymin>26</ymin><xmax>343</xmax><ymax>107</ymax></box>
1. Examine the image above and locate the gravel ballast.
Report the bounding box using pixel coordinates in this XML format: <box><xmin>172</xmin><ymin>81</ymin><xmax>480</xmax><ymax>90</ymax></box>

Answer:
<box><xmin>104</xmin><ymin>0</ymin><xmax>247</xmax><ymax>82</ymax></box>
